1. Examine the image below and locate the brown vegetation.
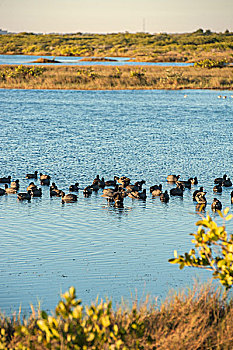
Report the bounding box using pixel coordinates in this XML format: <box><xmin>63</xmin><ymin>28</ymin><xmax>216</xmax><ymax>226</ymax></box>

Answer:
<box><xmin>30</xmin><ymin>58</ymin><xmax>61</xmax><ymax>64</ymax></box>
<box><xmin>1</xmin><ymin>283</ymin><xmax>233</xmax><ymax>349</ymax></box>
<box><xmin>0</xmin><ymin>65</ymin><xmax>233</xmax><ymax>90</ymax></box>
<box><xmin>79</xmin><ymin>57</ymin><xmax>118</xmax><ymax>62</ymax></box>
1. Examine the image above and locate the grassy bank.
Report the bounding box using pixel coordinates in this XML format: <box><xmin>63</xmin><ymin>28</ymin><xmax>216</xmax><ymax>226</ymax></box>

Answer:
<box><xmin>0</xmin><ymin>65</ymin><xmax>233</xmax><ymax>90</ymax></box>
<box><xmin>1</xmin><ymin>283</ymin><xmax>233</xmax><ymax>349</ymax></box>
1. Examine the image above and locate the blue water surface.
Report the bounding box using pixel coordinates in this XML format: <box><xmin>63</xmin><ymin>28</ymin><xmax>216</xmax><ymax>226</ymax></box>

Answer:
<box><xmin>0</xmin><ymin>89</ymin><xmax>232</xmax><ymax>315</ymax></box>
<box><xmin>0</xmin><ymin>54</ymin><xmax>192</xmax><ymax>66</ymax></box>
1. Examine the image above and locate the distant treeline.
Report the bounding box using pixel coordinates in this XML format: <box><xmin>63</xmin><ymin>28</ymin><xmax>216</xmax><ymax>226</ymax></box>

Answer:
<box><xmin>1</xmin><ymin>29</ymin><xmax>233</xmax><ymax>62</ymax></box>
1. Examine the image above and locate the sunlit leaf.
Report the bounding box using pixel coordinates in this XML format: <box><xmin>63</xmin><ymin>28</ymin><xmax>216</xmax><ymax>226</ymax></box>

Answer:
<box><xmin>226</xmin><ymin>214</ymin><xmax>233</xmax><ymax>221</ymax></box>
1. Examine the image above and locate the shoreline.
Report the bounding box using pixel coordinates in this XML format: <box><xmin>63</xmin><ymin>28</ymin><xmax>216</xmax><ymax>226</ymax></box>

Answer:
<box><xmin>1</xmin><ymin>283</ymin><xmax>233</xmax><ymax>349</ymax></box>
<box><xmin>0</xmin><ymin>65</ymin><xmax>232</xmax><ymax>90</ymax></box>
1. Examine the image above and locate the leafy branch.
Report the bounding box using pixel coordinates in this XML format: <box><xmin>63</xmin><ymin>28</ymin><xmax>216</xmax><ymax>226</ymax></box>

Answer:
<box><xmin>169</xmin><ymin>208</ymin><xmax>233</xmax><ymax>289</ymax></box>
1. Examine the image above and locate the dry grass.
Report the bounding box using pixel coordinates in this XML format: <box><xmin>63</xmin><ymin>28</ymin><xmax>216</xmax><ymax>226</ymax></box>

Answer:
<box><xmin>0</xmin><ymin>65</ymin><xmax>233</xmax><ymax>90</ymax></box>
<box><xmin>1</xmin><ymin>282</ymin><xmax>233</xmax><ymax>349</ymax></box>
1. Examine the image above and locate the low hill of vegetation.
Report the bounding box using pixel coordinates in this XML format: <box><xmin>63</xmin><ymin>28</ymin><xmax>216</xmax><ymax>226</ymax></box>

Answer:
<box><xmin>1</xmin><ymin>29</ymin><xmax>233</xmax><ymax>62</ymax></box>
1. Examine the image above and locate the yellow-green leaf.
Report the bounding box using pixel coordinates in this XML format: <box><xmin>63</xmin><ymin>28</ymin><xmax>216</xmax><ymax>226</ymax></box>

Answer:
<box><xmin>87</xmin><ymin>332</ymin><xmax>95</xmax><ymax>342</ymax></box>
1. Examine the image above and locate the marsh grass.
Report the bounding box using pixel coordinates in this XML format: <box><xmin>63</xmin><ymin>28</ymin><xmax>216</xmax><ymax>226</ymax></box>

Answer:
<box><xmin>1</xmin><ymin>282</ymin><xmax>233</xmax><ymax>349</ymax></box>
<box><xmin>0</xmin><ymin>65</ymin><xmax>233</xmax><ymax>90</ymax></box>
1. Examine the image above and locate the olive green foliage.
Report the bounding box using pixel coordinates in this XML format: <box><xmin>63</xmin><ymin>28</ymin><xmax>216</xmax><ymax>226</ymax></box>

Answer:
<box><xmin>194</xmin><ymin>58</ymin><xmax>228</xmax><ymax>68</ymax></box>
<box><xmin>15</xmin><ymin>286</ymin><xmax>144</xmax><ymax>349</ymax></box>
<box><xmin>1</xmin><ymin>30</ymin><xmax>233</xmax><ymax>61</ymax></box>
<box><xmin>76</xmin><ymin>68</ymin><xmax>99</xmax><ymax>80</ymax></box>
<box><xmin>130</xmin><ymin>68</ymin><xmax>145</xmax><ymax>79</ymax></box>
<box><xmin>0</xmin><ymin>65</ymin><xmax>44</xmax><ymax>80</ymax></box>
<box><xmin>109</xmin><ymin>67</ymin><xmax>122</xmax><ymax>79</ymax></box>
<box><xmin>169</xmin><ymin>208</ymin><xmax>233</xmax><ymax>289</ymax></box>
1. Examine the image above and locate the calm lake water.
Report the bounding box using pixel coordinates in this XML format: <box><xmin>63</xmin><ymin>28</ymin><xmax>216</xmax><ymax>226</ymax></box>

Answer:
<box><xmin>0</xmin><ymin>54</ymin><xmax>192</xmax><ymax>66</ymax></box>
<box><xmin>0</xmin><ymin>89</ymin><xmax>233</xmax><ymax>315</ymax></box>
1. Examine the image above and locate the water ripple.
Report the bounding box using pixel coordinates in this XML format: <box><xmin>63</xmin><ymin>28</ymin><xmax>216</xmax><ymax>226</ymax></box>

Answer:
<box><xmin>0</xmin><ymin>89</ymin><xmax>232</xmax><ymax>314</ymax></box>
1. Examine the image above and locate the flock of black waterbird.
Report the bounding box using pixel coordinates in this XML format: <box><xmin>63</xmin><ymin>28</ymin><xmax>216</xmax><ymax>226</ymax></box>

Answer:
<box><xmin>0</xmin><ymin>171</ymin><xmax>233</xmax><ymax>211</ymax></box>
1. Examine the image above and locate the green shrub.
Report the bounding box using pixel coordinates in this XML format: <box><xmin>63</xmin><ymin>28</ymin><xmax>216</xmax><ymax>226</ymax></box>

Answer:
<box><xmin>110</xmin><ymin>67</ymin><xmax>122</xmax><ymax>78</ymax></box>
<box><xmin>16</xmin><ymin>286</ymin><xmax>127</xmax><ymax>349</ymax></box>
<box><xmin>194</xmin><ymin>58</ymin><xmax>228</xmax><ymax>68</ymax></box>
<box><xmin>169</xmin><ymin>208</ymin><xmax>233</xmax><ymax>289</ymax></box>
<box><xmin>77</xmin><ymin>68</ymin><xmax>98</xmax><ymax>80</ymax></box>
<box><xmin>130</xmin><ymin>68</ymin><xmax>145</xmax><ymax>79</ymax></box>
<box><xmin>0</xmin><ymin>65</ymin><xmax>45</xmax><ymax>80</ymax></box>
